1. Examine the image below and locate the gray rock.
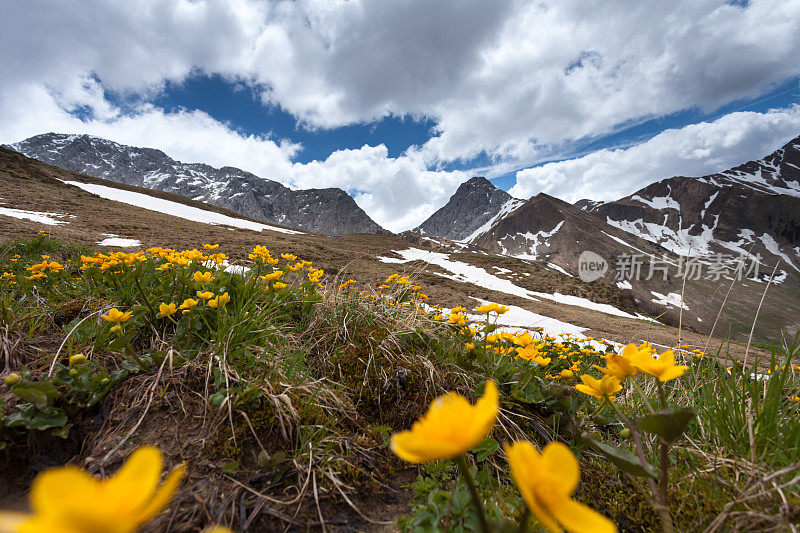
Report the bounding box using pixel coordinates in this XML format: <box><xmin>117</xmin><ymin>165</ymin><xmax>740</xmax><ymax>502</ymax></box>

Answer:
<box><xmin>414</xmin><ymin>176</ymin><xmax>522</xmax><ymax>241</ymax></box>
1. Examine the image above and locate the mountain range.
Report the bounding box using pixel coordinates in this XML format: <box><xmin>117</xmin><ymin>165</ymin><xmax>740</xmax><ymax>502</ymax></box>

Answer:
<box><xmin>2</xmin><ymin>132</ymin><xmax>799</xmax><ymax>340</ymax></box>
<box><xmin>418</xmin><ymin>135</ymin><xmax>800</xmax><ymax>273</ymax></box>
<box><xmin>5</xmin><ymin>133</ymin><xmax>384</xmax><ymax>235</ymax></box>
<box><xmin>411</xmin><ymin>135</ymin><xmax>800</xmax><ymax>337</ymax></box>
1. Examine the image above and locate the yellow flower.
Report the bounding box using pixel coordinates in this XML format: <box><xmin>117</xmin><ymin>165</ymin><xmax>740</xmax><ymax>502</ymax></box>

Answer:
<box><xmin>272</xmin><ymin>282</ymin><xmax>287</xmax><ymax>290</ymax></box>
<box><xmin>158</xmin><ymin>303</ymin><xmax>177</xmax><ymax>318</ymax></box>
<box><xmin>69</xmin><ymin>354</ymin><xmax>87</xmax><ymax>366</ymax></box>
<box><xmin>259</xmin><ymin>271</ymin><xmax>284</xmax><ymax>281</ymax></box>
<box><xmin>475</xmin><ymin>302</ymin><xmax>509</xmax><ymax>314</ymax></box>
<box><xmin>196</xmin><ymin>291</ymin><xmax>214</xmax><ymax>300</ymax></box>
<box><xmin>516</xmin><ymin>345</ymin><xmax>551</xmax><ymax>366</ymax></box>
<box><xmin>575</xmin><ymin>374</ymin><xmax>621</xmax><ymax>402</ymax></box>
<box><xmin>101</xmin><ymin>308</ymin><xmax>134</xmax><ymax>323</ymax></box>
<box><xmin>192</xmin><ymin>271</ymin><xmax>216</xmax><ymax>284</ymax></box>
<box><xmin>559</xmin><ymin>369</ymin><xmax>574</xmax><ymax>379</ymax></box>
<box><xmin>505</xmin><ymin>441</ymin><xmax>617</xmax><ymax>533</ymax></box>
<box><xmin>179</xmin><ymin>298</ymin><xmax>198</xmax><ymax>310</ymax></box>
<box><xmin>465</xmin><ymin>342</ymin><xmax>475</xmax><ymax>351</ymax></box>
<box><xmin>447</xmin><ymin>313</ymin><xmax>467</xmax><ymax>326</ymax></box>
<box><xmin>280</xmin><ymin>253</ymin><xmax>297</xmax><ymax>261</ymax></box>
<box><xmin>307</xmin><ymin>268</ymin><xmax>324</xmax><ymax>283</ymax></box>
<box><xmin>630</xmin><ymin>349</ymin><xmax>689</xmax><ymax>382</ymax></box>
<box><xmin>594</xmin><ymin>354</ymin><xmax>637</xmax><ymax>381</ymax></box>
<box><xmin>390</xmin><ymin>381</ymin><xmax>498</xmax><ymax>463</ymax></box>
<box><xmin>202</xmin><ymin>244</ymin><xmax>219</xmax><ymax>250</ymax></box>
<box><xmin>0</xmin><ymin>446</ymin><xmax>185</xmax><ymax>533</ymax></box>
<box><xmin>207</xmin><ymin>292</ymin><xmax>230</xmax><ymax>309</ymax></box>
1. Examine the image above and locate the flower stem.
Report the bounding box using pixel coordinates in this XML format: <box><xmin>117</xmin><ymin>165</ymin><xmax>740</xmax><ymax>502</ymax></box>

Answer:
<box><xmin>656</xmin><ymin>379</ymin><xmax>668</xmax><ymax>409</ymax></box>
<box><xmin>631</xmin><ymin>380</ymin><xmax>656</xmax><ymax>415</ymax></box>
<box><xmin>655</xmin><ymin>380</ymin><xmax>670</xmax><ymax>505</ymax></box>
<box><xmin>455</xmin><ymin>454</ymin><xmax>490</xmax><ymax>533</ymax></box>
<box><xmin>610</xmin><ymin>402</ymin><xmax>674</xmax><ymax>533</ymax></box>
<box><xmin>133</xmin><ymin>272</ymin><xmax>156</xmax><ymax>316</ymax></box>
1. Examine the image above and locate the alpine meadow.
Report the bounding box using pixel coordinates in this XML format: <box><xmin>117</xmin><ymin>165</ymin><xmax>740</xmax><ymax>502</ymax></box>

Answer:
<box><xmin>1</xmin><ymin>1</ymin><xmax>800</xmax><ymax>532</ymax></box>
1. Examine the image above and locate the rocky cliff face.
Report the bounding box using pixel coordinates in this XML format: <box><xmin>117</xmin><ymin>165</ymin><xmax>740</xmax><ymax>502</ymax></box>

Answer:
<box><xmin>414</xmin><ymin>176</ymin><xmax>524</xmax><ymax>241</ymax></box>
<box><xmin>6</xmin><ymin>133</ymin><xmax>385</xmax><ymax>235</ymax></box>
<box><xmin>588</xmin><ymin>135</ymin><xmax>800</xmax><ymax>267</ymax></box>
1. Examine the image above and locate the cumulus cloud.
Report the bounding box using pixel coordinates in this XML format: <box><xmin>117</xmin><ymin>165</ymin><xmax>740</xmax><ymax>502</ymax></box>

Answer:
<box><xmin>0</xmin><ymin>84</ymin><xmax>465</xmax><ymax>232</ymax></box>
<box><xmin>2</xmin><ymin>0</ymin><xmax>800</xmax><ymax>231</ymax></box>
<box><xmin>510</xmin><ymin>106</ymin><xmax>800</xmax><ymax>203</ymax></box>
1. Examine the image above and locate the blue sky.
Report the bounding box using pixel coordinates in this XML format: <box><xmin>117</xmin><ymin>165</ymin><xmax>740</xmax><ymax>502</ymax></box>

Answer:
<box><xmin>3</xmin><ymin>0</ymin><xmax>800</xmax><ymax>230</ymax></box>
<box><xmin>144</xmin><ymin>72</ymin><xmax>800</xmax><ymax>193</ymax></box>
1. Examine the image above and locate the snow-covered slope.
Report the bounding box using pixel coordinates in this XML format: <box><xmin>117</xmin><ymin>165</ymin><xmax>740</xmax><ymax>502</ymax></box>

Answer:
<box><xmin>6</xmin><ymin>133</ymin><xmax>385</xmax><ymax>236</ymax></box>
<box><xmin>591</xmin><ymin>135</ymin><xmax>800</xmax><ymax>270</ymax></box>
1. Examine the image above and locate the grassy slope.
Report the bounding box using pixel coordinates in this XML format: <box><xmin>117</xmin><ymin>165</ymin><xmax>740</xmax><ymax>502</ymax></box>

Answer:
<box><xmin>0</xmin><ymin>147</ymin><xmax>777</xmax><ymax>360</ymax></box>
<box><xmin>1</xmin><ymin>147</ymin><xmax>799</xmax><ymax>530</ymax></box>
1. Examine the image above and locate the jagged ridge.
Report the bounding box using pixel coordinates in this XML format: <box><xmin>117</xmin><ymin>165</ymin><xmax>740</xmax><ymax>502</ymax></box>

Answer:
<box><xmin>5</xmin><ymin>133</ymin><xmax>386</xmax><ymax>236</ymax></box>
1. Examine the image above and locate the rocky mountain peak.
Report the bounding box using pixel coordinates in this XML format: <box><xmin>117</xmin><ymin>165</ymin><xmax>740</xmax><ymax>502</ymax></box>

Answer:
<box><xmin>6</xmin><ymin>133</ymin><xmax>385</xmax><ymax>235</ymax></box>
<box><xmin>414</xmin><ymin>176</ymin><xmax>523</xmax><ymax>242</ymax></box>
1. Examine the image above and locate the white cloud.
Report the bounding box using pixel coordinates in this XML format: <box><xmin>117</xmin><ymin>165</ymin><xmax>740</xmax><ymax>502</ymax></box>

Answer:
<box><xmin>0</xmin><ymin>84</ymin><xmax>465</xmax><ymax>232</ymax></box>
<box><xmin>4</xmin><ymin>0</ymin><xmax>800</xmax><ymax>162</ymax></box>
<box><xmin>2</xmin><ymin>0</ymin><xmax>800</xmax><ymax>231</ymax></box>
<box><xmin>510</xmin><ymin>106</ymin><xmax>800</xmax><ymax>202</ymax></box>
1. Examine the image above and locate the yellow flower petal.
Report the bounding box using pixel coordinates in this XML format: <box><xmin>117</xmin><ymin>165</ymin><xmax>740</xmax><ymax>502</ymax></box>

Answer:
<box><xmin>134</xmin><ymin>463</ymin><xmax>186</xmax><ymax>526</ymax></box>
<box><xmin>539</xmin><ymin>441</ymin><xmax>579</xmax><ymax>497</ymax></box>
<box><xmin>550</xmin><ymin>498</ymin><xmax>617</xmax><ymax>533</ymax></box>
<box><xmin>29</xmin><ymin>466</ymin><xmax>98</xmax><ymax>517</ymax></box>
<box><xmin>390</xmin><ymin>381</ymin><xmax>498</xmax><ymax>463</ymax></box>
<box><xmin>103</xmin><ymin>446</ymin><xmax>164</xmax><ymax>517</ymax></box>
<box><xmin>506</xmin><ymin>441</ymin><xmax>617</xmax><ymax>533</ymax></box>
<box><xmin>504</xmin><ymin>441</ymin><xmax>560</xmax><ymax>533</ymax></box>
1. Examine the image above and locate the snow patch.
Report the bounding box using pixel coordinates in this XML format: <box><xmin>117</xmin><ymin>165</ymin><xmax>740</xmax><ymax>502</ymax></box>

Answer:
<box><xmin>650</xmin><ymin>291</ymin><xmax>689</xmax><ymax>310</ymax></box>
<box><xmin>379</xmin><ymin>248</ymin><xmax>656</xmax><ymax>321</ymax></box>
<box><xmin>97</xmin><ymin>235</ymin><xmax>141</xmax><ymax>247</ymax></box>
<box><xmin>547</xmin><ymin>262</ymin><xmax>572</xmax><ymax>277</ymax></box>
<box><xmin>0</xmin><ymin>207</ymin><xmax>73</xmax><ymax>226</ymax></box>
<box><xmin>62</xmin><ymin>181</ymin><xmax>303</xmax><ymax>235</ymax></box>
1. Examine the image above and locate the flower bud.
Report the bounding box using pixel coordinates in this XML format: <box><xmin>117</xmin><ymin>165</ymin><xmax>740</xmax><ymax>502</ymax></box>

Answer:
<box><xmin>110</xmin><ymin>324</ymin><xmax>123</xmax><ymax>335</ymax></box>
<box><xmin>69</xmin><ymin>354</ymin><xmax>87</xmax><ymax>366</ymax></box>
<box><xmin>619</xmin><ymin>428</ymin><xmax>632</xmax><ymax>439</ymax></box>
<box><xmin>559</xmin><ymin>369</ymin><xmax>574</xmax><ymax>379</ymax></box>
<box><xmin>69</xmin><ymin>368</ymin><xmax>79</xmax><ymax>377</ymax></box>
<box><xmin>4</xmin><ymin>373</ymin><xmax>20</xmax><ymax>386</ymax></box>
<box><xmin>101</xmin><ymin>377</ymin><xmax>110</xmax><ymax>385</ymax></box>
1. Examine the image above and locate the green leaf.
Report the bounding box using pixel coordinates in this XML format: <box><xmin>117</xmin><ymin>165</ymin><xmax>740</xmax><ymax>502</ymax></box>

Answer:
<box><xmin>209</xmin><ymin>390</ymin><xmax>226</xmax><ymax>408</ymax></box>
<box><xmin>581</xmin><ymin>432</ymin><xmax>658</xmax><ymax>479</ymax></box>
<box><xmin>51</xmin><ymin>423</ymin><xmax>72</xmax><ymax>438</ymax></box>
<box><xmin>221</xmin><ymin>460</ymin><xmax>239</xmax><ymax>474</ymax></box>
<box><xmin>12</xmin><ymin>388</ymin><xmax>49</xmax><ymax>410</ymax></box>
<box><xmin>471</xmin><ymin>437</ymin><xmax>499</xmax><ymax>462</ymax></box>
<box><xmin>28</xmin><ymin>410</ymin><xmax>68</xmax><ymax>430</ymax></box>
<box><xmin>636</xmin><ymin>408</ymin><xmax>697</xmax><ymax>444</ymax></box>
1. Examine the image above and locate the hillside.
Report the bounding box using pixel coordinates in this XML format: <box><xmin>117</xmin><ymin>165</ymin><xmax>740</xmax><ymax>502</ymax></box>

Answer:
<box><xmin>1</xmin><ymin>146</ymin><xmax>771</xmax><ymax>352</ymax></box>
<box><xmin>1</xmin><ymin>146</ymin><xmax>796</xmax><ymax>533</ymax></box>
<box><xmin>410</xmin><ymin>139</ymin><xmax>800</xmax><ymax>343</ymax></box>
<box><xmin>6</xmin><ymin>133</ymin><xmax>385</xmax><ymax>236</ymax></box>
